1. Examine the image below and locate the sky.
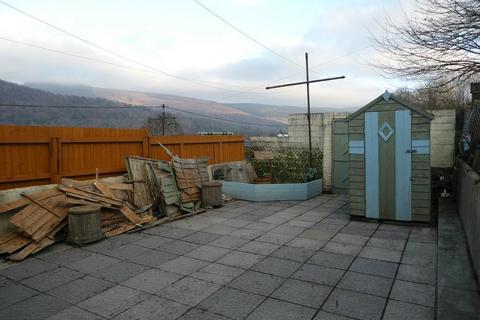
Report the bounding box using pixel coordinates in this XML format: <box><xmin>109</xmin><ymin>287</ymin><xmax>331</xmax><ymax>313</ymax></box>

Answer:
<box><xmin>0</xmin><ymin>0</ymin><xmax>417</xmax><ymax>109</ymax></box>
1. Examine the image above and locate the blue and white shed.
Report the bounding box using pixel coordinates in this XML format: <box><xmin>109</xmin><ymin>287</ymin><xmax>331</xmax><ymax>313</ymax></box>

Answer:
<box><xmin>347</xmin><ymin>91</ymin><xmax>434</xmax><ymax>222</ymax></box>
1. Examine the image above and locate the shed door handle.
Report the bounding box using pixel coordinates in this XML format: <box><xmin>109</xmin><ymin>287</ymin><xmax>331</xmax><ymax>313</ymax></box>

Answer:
<box><xmin>406</xmin><ymin>149</ymin><xmax>417</xmax><ymax>153</ymax></box>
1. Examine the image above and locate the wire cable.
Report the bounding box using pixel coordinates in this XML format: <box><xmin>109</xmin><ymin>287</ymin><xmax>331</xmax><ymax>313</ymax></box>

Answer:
<box><xmin>192</xmin><ymin>0</ymin><xmax>305</xmax><ymax>70</ymax></box>
<box><xmin>0</xmin><ymin>1</ymin><xmax>273</xmax><ymax>94</ymax></box>
<box><xmin>0</xmin><ymin>103</ymin><xmax>285</xmax><ymax>127</ymax></box>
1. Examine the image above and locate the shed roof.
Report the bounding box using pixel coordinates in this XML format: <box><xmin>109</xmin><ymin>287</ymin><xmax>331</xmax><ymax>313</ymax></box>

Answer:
<box><xmin>347</xmin><ymin>91</ymin><xmax>434</xmax><ymax>121</ymax></box>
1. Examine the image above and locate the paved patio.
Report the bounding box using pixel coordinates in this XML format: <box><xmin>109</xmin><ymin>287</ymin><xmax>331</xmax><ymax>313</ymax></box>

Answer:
<box><xmin>0</xmin><ymin>194</ymin><xmax>438</xmax><ymax>320</ymax></box>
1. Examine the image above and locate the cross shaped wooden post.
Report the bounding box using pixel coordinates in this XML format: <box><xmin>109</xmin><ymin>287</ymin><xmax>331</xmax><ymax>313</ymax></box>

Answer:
<box><xmin>266</xmin><ymin>52</ymin><xmax>345</xmax><ymax>169</ymax></box>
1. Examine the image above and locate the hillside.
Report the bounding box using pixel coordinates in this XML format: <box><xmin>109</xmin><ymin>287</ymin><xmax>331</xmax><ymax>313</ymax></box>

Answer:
<box><xmin>0</xmin><ymin>80</ymin><xmax>286</xmax><ymax>136</ymax></box>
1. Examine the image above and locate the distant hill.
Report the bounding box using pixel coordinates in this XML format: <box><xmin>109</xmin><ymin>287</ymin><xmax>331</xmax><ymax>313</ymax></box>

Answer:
<box><xmin>225</xmin><ymin>103</ymin><xmax>352</xmax><ymax>123</ymax></box>
<box><xmin>0</xmin><ymin>80</ymin><xmax>286</xmax><ymax>136</ymax></box>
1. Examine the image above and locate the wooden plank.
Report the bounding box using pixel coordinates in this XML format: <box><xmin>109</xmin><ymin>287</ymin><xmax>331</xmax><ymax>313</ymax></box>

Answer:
<box><xmin>412</xmin><ymin>192</ymin><xmax>430</xmax><ymax>200</ymax></box>
<box><xmin>378</xmin><ymin>111</ymin><xmax>396</xmax><ymax>220</ymax></box>
<box><xmin>349</xmin><ymin>188</ymin><xmax>365</xmax><ymax>196</ymax></box>
<box><xmin>105</xmin><ymin>183</ymin><xmax>133</xmax><ymax>191</ymax></box>
<box><xmin>104</xmin><ymin>222</ymin><xmax>136</xmax><ymax>237</ymax></box>
<box><xmin>0</xmin><ymin>188</ymin><xmax>62</xmax><ymax>214</ymax></box>
<box><xmin>395</xmin><ymin>110</ymin><xmax>412</xmax><ymax>221</ymax></box>
<box><xmin>350</xmin><ymin>208</ymin><xmax>364</xmax><ymax>216</ymax></box>
<box><xmin>94</xmin><ymin>181</ymin><xmax>118</xmax><ymax>200</ymax></box>
<box><xmin>0</xmin><ymin>231</ymin><xmax>31</xmax><ymax>254</ymax></box>
<box><xmin>412</xmin><ymin>207</ymin><xmax>430</xmax><ymax>215</ymax></box>
<box><xmin>365</xmin><ymin>112</ymin><xmax>379</xmax><ymax>219</ymax></box>
<box><xmin>412</xmin><ymin>199</ymin><xmax>430</xmax><ymax>208</ymax></box>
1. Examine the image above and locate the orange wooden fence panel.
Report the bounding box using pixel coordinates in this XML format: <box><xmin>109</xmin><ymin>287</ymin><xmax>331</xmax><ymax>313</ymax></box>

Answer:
<box><xmin>0</xmin><ymin>125</ymin><xmax>245</xmax><ymax>190</ymax></box>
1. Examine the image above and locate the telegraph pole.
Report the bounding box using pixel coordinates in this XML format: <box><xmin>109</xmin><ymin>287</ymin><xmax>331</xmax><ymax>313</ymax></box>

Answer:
<box><xmin>266</xmin><ymin>52</ymin><xmax>345</xmax><ymax>168</ymax></box>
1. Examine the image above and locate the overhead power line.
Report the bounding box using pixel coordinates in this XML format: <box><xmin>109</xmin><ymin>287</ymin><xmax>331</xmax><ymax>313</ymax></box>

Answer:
<box><xmin>192</xmin><ymin>0</ymin><xmax>305</xmax><ymax>70</ymax></box>
<box><xmin>0</xmin><ymin>103</ymin><xmax>285</xmax><ymax>127</ymax></box>
<box><xmin>0</xmin><ymin>1</ymin><xmax>271</xmax><ymax>95</ymax></box>
<box><xmin>0</xmin><ymin>36</ymin><xmax>269</xmax><ymax>95</ymax></box>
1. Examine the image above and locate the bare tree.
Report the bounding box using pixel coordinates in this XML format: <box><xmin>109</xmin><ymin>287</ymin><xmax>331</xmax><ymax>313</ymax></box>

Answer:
<box><xmin>373</xmin><ymin>0</ymin><xmax>480</xmax><ymax>87</ymax></box>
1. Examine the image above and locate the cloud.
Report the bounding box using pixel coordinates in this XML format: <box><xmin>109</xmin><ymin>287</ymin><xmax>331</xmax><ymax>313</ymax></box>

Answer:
<box><xmin>0</xmin><ymin>0</ymin><xmax>417</xmax><ymax>109</ymax></box>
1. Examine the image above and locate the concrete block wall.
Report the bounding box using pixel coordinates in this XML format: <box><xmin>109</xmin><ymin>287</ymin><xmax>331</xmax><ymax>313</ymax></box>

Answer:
<box><xmin>456</xmin><ymin>158</ymin><xmax>480</xmax><ymax>278</ymax></box>
<box><xmin>429</xmin><ymin>109</ymin><xmax>456</xmax><ymax>168</ymax></box>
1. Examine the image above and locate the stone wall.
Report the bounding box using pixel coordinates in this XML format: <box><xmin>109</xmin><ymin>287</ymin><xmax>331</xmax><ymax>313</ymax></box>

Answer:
<box><xmin>456</xmin><ymin>158</ymin><xmax>480</xmax><ymax>278</ymax></box>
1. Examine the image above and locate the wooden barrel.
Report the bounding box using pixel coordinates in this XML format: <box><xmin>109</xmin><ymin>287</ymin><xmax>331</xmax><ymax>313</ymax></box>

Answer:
<box><xmin>67</xmin><ymin>205</ymin><xmax>103</xmax><ymax>245</ymax></box>
<box><xmin>202</xmin><ymin>181</ymin><xmax>223</xmax><ymax>207</ymax></box>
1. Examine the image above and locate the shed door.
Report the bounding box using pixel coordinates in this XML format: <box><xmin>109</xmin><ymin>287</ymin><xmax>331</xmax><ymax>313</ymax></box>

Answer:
<box><xmin>332</xmin><ymin>120</ymin><xmax>349</xmax><ymax>194</ymax></box>
<box><xmin>365</xmin><ymin>110</ymin><xmax>412</xmax><ymax>221</ymax></box>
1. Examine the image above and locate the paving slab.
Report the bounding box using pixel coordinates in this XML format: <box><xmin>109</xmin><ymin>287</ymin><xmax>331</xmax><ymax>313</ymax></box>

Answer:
<box><xmin>133</xmin><ymin>234</ymin><xmax>173</xmax><ymax>249</ymax></box>
<box><xmin>100</xmin><ymin>244</ymin><xmax>152</xmax><ymax>260</ymax></box>
<box><xmin>308</xmin><ymin>251</ymin><xmax>354</xmax><ymax>270</ymax></box>
<box><xmin>367</xmin><ymin>237</ymin><xmax>406</xmax><ymax>251</ymax></box>
<box><xmin>313</xmin><ymin>311</ymin><xmax>351</xmax><ymax>319</ymax></box>
<box><xmin>68</xmin><ymin>253</ymin><xmax>121</xmax><ymax>274</ymax></box>
<box><xmin>46</xmin><ymin>306</ymin><xmax>105</xmax><ymax>320</ymax></box>
<box><xmin>272</xmin><ymin>278</ymin><xmax>332</xmax><ymax>308</ymax></box>
<box><xmin>0</xmin><ymin>258</ymin><xmax>58</xmax><ymax>281</ymax></box>
<box><xmin>396</xmin><ymin>264</ymin><xmax>435</xmax><ymax>285</ymax></box>
<box><xmin>78</xmin><ymin>285</ymin><xmax>149</xmax><ymax>319</ymax></box>
<box><xmin>158</xmin><ymin>256</ymin><xmax>210</xmax><ymax>275</ymax></box>
<box><xmin>337</xmin><ymin>271</ymin><xmax>393</xmax><ymax>297</ymax></box>
<box><xmin>251</xmin><ymin>256</ymin><xmax>301</xmax><ymax>277</ymax></box>
<box><xmin>390</xmin><ymin>279</ymin><xmax>435</xmax><ymax>307</ymax></box>
<box><xmin>92</xmin><ymin>260</ymin><xmax>150</xmax><ymax>283</ymax></box>
<box><xmin>198</xmin><ymin>287</ymin><xmax>264</xmax><ymax>320</ymax></box>
<box><xmin>349</xmin><ymin>257</ymin><xmax>398</xmax><ymax>278</ymax></box>
<box><xmin>238</xmin><ymin>240</ymin><xmax>280</xmax><ymax>255</ymax></box>
<box><xmin>177</xmin><ymin>308</ymin><xmax>231</xmax><ymax>320</ymax></box>
<box><xmin>159</xmin><ymin>276</ymin><xmax>221</xmax><ymax>306</ymax></box>
<box><xmin>271</xmin><ymin>245</ymin><xmax>316</xmax><ymax>262</ymax></box>
<box><xmin>209</xmin><ymin>235</ymin><xmax>250</xmax><ymax>249</ymax></box>
<box><xmin>47</xmin><ymin>275</ymin><xmax>115</xmax><ymax>304</ymax></box>
<box><xmin>217</xmin><ymin>250</ymin><xmax>264</xmax><ymax>269</ymax></box>
<box><xmin>0</xmin><ymin>292</ymin><xmax>71</xmax><ymax>320</ymax></box>
<box><xmin>359</xmin><ymin>246</ymin><xmax>402</xmax><ymax>263</ymax></box>
<box><xmin>184</xmin><ymin>244</ymin><xmax>231</xmax><ymax>262</ymax></box>
<box><xmin>228</xmin><ymin>270</ymin><xmax>285</xmax><ymax>295</ymax></box>
<box><xmin>292</xmin><ymin>264</ymin><xmax>344</xmax><ymax>286</ymax></box>
<box><xmin>113</xmin><ymin>295</ymin><xmax>188</xmax><ymax>320</ymax></box>
<box><xmin>331</xmin><ymin>233</ymin><xmax>369</xmax><ymax>246</ymax></box>
<box><xmin>181</xmin><ymin>231</ymin><xmax>222</xmax><ymax>244</ymax></box>
<box><xmin>322</xmin><ymin>288</ymin><xmax>386</xmax><ymax>320</ymax></box>
<box><xmin>143</xmin><ymin>226</ymin><xmax>195</xmax><ymax>239</ymax></box>
<box><xmin>38</xmin><ymin>247</ymin><xmax>93</xmax><ymax>266</ymax></box>
<box><xmin>122</xmin><ymin>268</ymin><xmax>182</xmax><ymax>294</ymax></box>
<box><xmin>287</xmin><ymin>237</ymin><xmax>326</xmax><ymax>250</ymax></box>
<box><xmin>383</xmin><ymin>300</ymin><xmax>434</xmax><ymax>320</ymax></box>
<box><xmin>126</xmin><ymin>248</ymin><xmax>178</xmax><ymax>268</ymax></box>
<box><xmin>323</xmin><ymin>241</ymin><xmax>363</xmax><ymax>256</ymax></box>
<box><xmin>191</xmin><ymin>262</ymin><xmax>244</xmax><ymax>285</ymax></box>
<box><xmin>0</xmin><ymin>283</ymin><xmax>38</xmax><ymax>309</ymax></box>
<box><xmin>20</xmin><ymin>266</ymin><xmax>84</xmax><ymax>292</ymax></box>
<box><xmin>157</xmin><ymin>240</ymin><xmax>200</xmax><ymax>255</ymax></box>
<box><xmin>246</xmin><ymin>298</ymin><xmax>317</xmax><ymax>320</ymax></box>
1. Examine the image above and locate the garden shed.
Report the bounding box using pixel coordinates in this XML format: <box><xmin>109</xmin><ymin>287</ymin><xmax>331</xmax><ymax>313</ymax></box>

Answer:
<box><xmin>347</xmin><ymin>91</ymin><xmax>434</xmax><ymax>222</ymax></box>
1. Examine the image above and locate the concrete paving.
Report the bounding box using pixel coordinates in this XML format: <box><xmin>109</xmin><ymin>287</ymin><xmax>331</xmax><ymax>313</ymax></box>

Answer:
<box><xmin>0</xmin><ymin>194</ymin><xmax>441</xmax><ymax>320</ymax></box>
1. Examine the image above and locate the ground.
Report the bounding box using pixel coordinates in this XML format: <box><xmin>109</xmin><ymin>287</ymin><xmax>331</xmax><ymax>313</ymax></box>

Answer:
<box><xmin>0</xmin><ymin>194</ymin><xmax>439</xmax><ymax>320</ymax></box>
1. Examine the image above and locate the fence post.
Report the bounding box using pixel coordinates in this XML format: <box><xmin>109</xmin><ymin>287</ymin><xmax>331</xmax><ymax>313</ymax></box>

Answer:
<box><xmin>50</xmin><ymin>137</ymin><xmax>61</xmax><ymax>183</ymax></box>
<box><xmin>142</xmin><ymin>137</ymin><xmax>149</xmax><ymax>157</ymax></box>
<box><xmin>218</xmin><ymin>142</ymin><xmax>224</xmax><ymax>163</ymax></box>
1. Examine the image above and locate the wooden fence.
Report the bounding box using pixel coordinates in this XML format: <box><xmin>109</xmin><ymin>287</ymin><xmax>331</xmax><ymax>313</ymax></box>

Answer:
<box><xmin>0</xmin><ymin>125</ymin><xmax>245</xmax><ymax>190</ymax></box>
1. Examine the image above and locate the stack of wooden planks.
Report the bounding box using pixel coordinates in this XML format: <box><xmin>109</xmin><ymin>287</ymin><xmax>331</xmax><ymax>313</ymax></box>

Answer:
<box><xmin>0</xmin><ymin>149</ymin><xmax>214</xmax><ymax>262</ymax></box>
<box><xmin>0</xmin><ymin>178</ymin><xmax>154</xmax><ymax>261</ymax></box>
